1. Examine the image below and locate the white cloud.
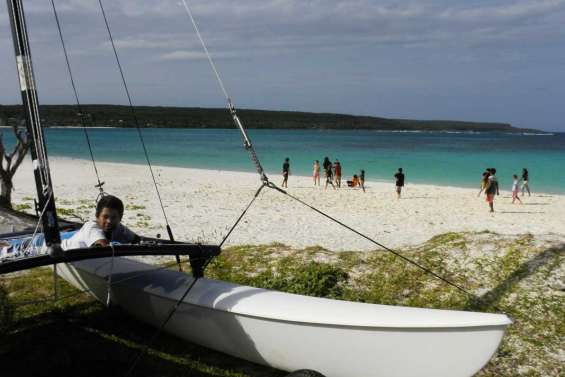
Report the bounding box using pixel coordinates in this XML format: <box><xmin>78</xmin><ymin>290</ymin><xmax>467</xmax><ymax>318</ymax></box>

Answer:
<box><xmin>439</xmin><ymin>0</ymin><xmax>565</xmax><ymax>23</ymax></box>
<box><xmin>158</xmin><ymin>49</ymin><xmax>233</xmax><ymax>61</ymax></box>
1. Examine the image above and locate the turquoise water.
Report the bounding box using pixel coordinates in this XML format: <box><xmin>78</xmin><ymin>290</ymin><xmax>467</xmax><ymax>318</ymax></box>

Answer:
<box><xmin>6</xmin><ymin>128</ymin><xmax>565</xmax><ymax>193</ymax></box>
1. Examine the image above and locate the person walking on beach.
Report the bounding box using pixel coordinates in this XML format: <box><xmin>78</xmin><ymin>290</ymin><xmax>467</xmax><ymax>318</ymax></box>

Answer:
<box><xmin>323</xmin><ymin>157</ymin><xmax>335</xmax><ymax>190</ymax></box>
<box><xmin>511</xmin><ymin>174</ymin><xmax>523</xmax><ymax>204</ymax></box>
<box><xmin>394</xmin><ymin>168</ymin><xmax>405</xmax><ymax>199</ymax></box>
<box><xmin>282</xmin><ymin>158</ymin><xmax>290</xmax><ymax>188</ymax></box>
<box><xmin>521</xmin><ymin>168</ymin><xmax>531</xmax><ymax>196</ymax></box>
<box><xmin>359</xmin><ymin>169</ymin><xmax>366</xmax><ymax>193</ymax></box>
<box><xmin>478</xmin><ymin>171</ymin><xmax>490</xmax><ymax>197</ymax></box>
<box><xmin>313</xmin><ymin>160</ymin><xmax>320</xmax><ymax>186</ymax></box>
<box><xmin>334</xmin><ymin>159</ymin><xmax>342</xmax><ymax>188</ymax></box>
<box><xmin>484</xmin><ymin>168</ymin><xmax>499</xmax><ymax>212</ymax></box>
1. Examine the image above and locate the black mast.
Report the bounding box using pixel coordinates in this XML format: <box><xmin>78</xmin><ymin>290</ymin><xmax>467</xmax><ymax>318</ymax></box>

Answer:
<box><xmin>7</xmin><ymin>0</ymin><xmax>61</xmax><ymax>253</ymax></box>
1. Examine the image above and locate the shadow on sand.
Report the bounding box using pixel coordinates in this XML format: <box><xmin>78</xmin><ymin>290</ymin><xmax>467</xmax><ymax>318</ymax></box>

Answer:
<box><xmin>466</xmin><ymin>244</ymin><xmax>564</xmax><ymax>312</ymax></box>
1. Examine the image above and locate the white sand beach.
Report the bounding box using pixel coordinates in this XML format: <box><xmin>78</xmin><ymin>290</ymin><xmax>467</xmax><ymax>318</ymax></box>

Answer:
<box><xmin>11</xmin><ymin>157</ymin><xmax>565</xmax><ymax>251</ymax></box>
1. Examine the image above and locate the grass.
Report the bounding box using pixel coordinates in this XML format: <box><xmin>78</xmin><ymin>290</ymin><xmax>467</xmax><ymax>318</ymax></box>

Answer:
<box><xmin>13</xmin><ymin>203</ymin><xmax>31</xmax><ymax>211</ymax></box>
<box><xmin>0</xmin><ymin>269</ymin><xmax>285</xmax><ymax>377</ymax></box>
<box><xmin>1</xmin><ymin>232</ymin><xmax>563</xmax><ymax>376</ymax></box>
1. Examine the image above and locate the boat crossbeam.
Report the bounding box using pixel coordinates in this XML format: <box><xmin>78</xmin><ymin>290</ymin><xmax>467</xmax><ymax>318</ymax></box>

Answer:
<box><xmin>0</xmin><ymin>243</ymin><xmax>221</xmax><ymax>275</ymax></box>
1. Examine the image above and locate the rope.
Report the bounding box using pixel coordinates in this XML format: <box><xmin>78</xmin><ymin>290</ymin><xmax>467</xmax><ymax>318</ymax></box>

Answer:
<box><xmin>177</xmin><ymin>0</ymin><xmax>502</xmax><ymax>317</ymax></box>
<box><xmin>97</xmin><ymin>0</ymin><xmax>181</xmax><ymax>270</ymax></box>
<box><xmin>179</xmin><ymin>0</ymin><xmax>268</xmax><ymax>183</ymax></box>
<box><xmin>96</xmin><ymin>0</ymin><xmax>173</xmax><ymax>237</ymax></box>
<box><xmin>125</xmin><ymin>268</ymin><xmax>201</xmax><ymax>376</ymax></box>
<box><xmin>180</xmin><ymin>0</ymin><xmax>229</xmax><ymax>101</ymax></box>
<box><xmin>263</xmin><ymin>182</ymin><xmax>479</xmax><ymax>300</ymax></box>
<box><xmin>50</xmin><ymin>0</ymin><xmax>104</xmax><ymax>192</ymax></box>
<box><xmin>219</xmin><ymin>184</ymin><xmax>265</xmax><ymax>248</ymax></box>
<box><xmin>22</xmin><ymin>190</ymin><xmax>52</xmax><ymax>256</ymax></box>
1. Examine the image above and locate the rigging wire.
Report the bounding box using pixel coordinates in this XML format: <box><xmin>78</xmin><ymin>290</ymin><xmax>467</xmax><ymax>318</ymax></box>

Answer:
<box><xmin>177</xmin><ymin>0</ymin><xmax>485</xmax><ymax>304</ymax></box>
<box><xmin>219</xmin><ymin>183</ymin><xmax>265</xmax><ymax>248</ymax></box>
<box><xmin>180</xmin><ymin>0</ymin><xmax>268</xmax><ymax>182</ymax></box>
<box><xmin>49</xmin><ymin>0</ymin><xmax>105</xmax><ymax>194</ymax></box>
<box><xmin>124</xmin><ymin>183</ymin><xmax>266</xmax><ymax>374</ymax></box>
<box><xmin>264</xmin><ymin>182</ymin><xmax>481</xmax><ymax>301</ymax></box>
<box><xmin>96</xmin><ymin>0</ymin><xmax>181</xmax><ymax>269</ymax></box>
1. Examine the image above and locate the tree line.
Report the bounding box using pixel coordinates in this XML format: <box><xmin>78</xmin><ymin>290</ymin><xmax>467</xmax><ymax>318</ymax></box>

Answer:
<box><xmin>1</xmin><ymin>104</ymin><xmax>530</xmax><ymax>132</ymax></box>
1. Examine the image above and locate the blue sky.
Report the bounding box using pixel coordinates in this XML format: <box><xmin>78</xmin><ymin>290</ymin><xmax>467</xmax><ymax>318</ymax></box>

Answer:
<box><xmin>1</xmin><ymin>0</ymin><xmax>564</xmax><ymax>131</ymax></box>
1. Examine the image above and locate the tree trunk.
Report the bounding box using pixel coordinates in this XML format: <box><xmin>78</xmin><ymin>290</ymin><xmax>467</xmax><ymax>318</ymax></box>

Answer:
<box><xmin>0</xmin><ymin>177</ymin><xmax>13</xmax><ymax>209</ymax></box>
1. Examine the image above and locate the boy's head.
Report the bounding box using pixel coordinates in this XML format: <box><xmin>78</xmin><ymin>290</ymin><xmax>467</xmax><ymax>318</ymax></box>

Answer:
<box><xmin>95</xmin><ymin>195</ymin><xmax>124</xmax><ymax>232</ymax></box>
<box><xmin>285</xmin><ymin>157</ymin><xmax>289</xmax><ymax>162</ymax></box>
<box><xmin>491</xmin><ymin>168</ymin><xmax>497</xmax><ymax>175</ymax></box>
<box><xmin>513</xmin><ymin>174</ymin><xmax>518</xmax><ymax>179</ymax></box>
<box><xmin>398</xmin><ymin>168</ymin><xmax>403</xmax><ymax>173</ymax></box>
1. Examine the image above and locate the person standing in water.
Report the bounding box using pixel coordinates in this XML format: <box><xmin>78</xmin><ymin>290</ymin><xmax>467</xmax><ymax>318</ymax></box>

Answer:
<box><xmin>511</xmin><ymin>174</ymin><xmax>523</xmax><ymax>204</ymax></box>
<box><xmin>394</xmin><ymin>168</ymin><xmax>405</xmax><ymax>199</ymax></box>
<box><xmin>282</xmin><ymin>158</ymin><xmax>290</xmax><ymax>188</ymax></box>
<box><xmin>484</xmin><ymin>168</ymin><xmax>499</xmax><ymax>212</ymax></box>
<box><xmin>313</xmin><ymin>160</ymin><xmax>320</xmax><ymax>186</ymax></box>
<box><xmin>521</xmin><ymin>168</ymin><xmax>531</xmax><ymax>197</ymax></box>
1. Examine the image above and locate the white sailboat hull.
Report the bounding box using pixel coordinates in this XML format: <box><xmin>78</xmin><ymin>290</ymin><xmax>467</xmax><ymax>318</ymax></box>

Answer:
<box><xmin>57</xmin><ymin>257</ymin><xmax>510</xmax><ymax>377</ymax></box>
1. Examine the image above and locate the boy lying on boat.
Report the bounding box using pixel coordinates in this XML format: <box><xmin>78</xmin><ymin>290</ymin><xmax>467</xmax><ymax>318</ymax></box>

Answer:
<box><xmin>61</xmin><ymin>195</ymin><xmax>140</xmax><ymax>250</ymax></box>
<box><xmin>0</xmin><ymin>195</ymin><xmax>139</xmax><ymax>261</ymax></box>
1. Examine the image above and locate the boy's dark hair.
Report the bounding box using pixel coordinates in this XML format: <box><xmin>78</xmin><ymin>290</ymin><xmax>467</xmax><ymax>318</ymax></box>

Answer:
<box><xmin>491</xmin><ymin>168</ymin><xmax>497</xmax><ymax>174</ymax></box>
<box><xmin>398</xmin><ymin>168</ymin><xmax>403</xmax><ymax>172</ymax></box>
<box><xmin>285</xmin><ymin>157</ymin><xmax>289</xmax><ymax>162</ymax></box>
<box><xmin>96</xmin><ymin>195</ymin><xmax>124</xmax><ymax>218</ymax></box>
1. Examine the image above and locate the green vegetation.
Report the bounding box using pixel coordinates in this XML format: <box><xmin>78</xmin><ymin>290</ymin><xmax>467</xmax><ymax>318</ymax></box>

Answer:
<box><xmin>0</xmin><ymin>104</ymin><xmax>541</xmax><ymax>133</ymax></box>
<box><xmin>126</xmin><ymin>204</ymin><xmax>146</xmax><ymax>210</ymax></box>
<box><xmin>12</xmin><ymin>203</ymin><xmax>31</xmax><ymax>211</ymax></box>
<box><xmin>1</xmin><ymin>232</ymin><xmax>562</xmax><ymax>376</ymax></box>
<box><xmin>206</xmin><ymin>233</ymin><xmax>564</xmax><ymax>376</ymax></box>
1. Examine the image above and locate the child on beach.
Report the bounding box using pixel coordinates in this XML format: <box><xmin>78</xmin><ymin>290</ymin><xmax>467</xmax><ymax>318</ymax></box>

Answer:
<box><xmin>512</xmin><ymin>174</ymin><xmax>523</xmax><ymax>204</ymax></box>
<box><xmin>478</xmin><ymin>171</ymin><xmax>490</xmax><ymax>197</ymax></box>
<box><xmin>359</xmin><ymin>169</ymin><xmax>365</xmax><ymax>193</ymax></box>
<box><xmin>282</xmin><ymin>158</ymin><xmax>290</xmax><ymax>188</ymax></box>
<box><xmin>521</xmin><ymin>168</ymin><xmax>531</xmax><ymax>196</ymax></box>
<box><xmin>484</xmin><ymin>168</ymin><xmax>499</xmax><ymax>212</ymax></box>
<box><xmin>313</xmin><ymin>160</ymin><xmax>320</xmax><ymax>186</ymax></box>
<box><xmin>394</xmin><ymin>168</ymin><xmax>405</xmax><ymax>199</ymax></box>
<box><xmin>347</xmin><ymin>175</ymin><xmax>359</xmax><ymax>188</ymax></box>
<box><xmin>62</xmin><ymin>195</ymin><xmax>139</xmax><ymax>250</ymax></box>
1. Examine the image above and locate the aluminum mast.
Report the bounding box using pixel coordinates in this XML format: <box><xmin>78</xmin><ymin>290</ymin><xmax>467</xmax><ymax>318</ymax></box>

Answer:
<box><xmin>6</xmin><ymin>0</ymin><xmax>62</xmax><ymax>254</ymax></box>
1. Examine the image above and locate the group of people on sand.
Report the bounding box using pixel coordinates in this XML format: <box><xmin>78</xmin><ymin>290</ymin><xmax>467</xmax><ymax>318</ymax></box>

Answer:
<box><xmin>282</xmin><ymin>158</ymin><xmax>409</xmax><ymax>197</ymax></box>
<box><xmin>283</xmin><ymin>157</ymin><xmax>366</xmax><ymax>192</ymax></box>
<box><xmin>478</xmin><ymin>167</ymin><xmax>531</xmax><ymax>212</ymax></box>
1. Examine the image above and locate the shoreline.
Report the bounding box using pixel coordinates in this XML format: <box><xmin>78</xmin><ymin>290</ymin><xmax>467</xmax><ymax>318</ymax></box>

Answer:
<box><xmin>41</xmin><ymin>156</ymin><xmax>565</xmax><ymax>195</ymax></box>
<box><xmin>11</xmin><ymin>157</ymin><xmax>565</xmax><ymax>251</ymax></box>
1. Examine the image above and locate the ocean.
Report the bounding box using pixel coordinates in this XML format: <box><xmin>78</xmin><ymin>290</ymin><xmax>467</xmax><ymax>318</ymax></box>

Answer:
<box><xmin>5</xmin><ymin>128</ymin><xmax>565</xmax><ymax>194</ymax></box>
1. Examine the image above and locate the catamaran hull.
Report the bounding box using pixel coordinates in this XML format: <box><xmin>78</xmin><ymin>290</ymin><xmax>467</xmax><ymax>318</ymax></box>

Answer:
<box><xmin>57</xmin><ymin>257</ymin><xmax>510</xmax><ymax>377</ymax></box>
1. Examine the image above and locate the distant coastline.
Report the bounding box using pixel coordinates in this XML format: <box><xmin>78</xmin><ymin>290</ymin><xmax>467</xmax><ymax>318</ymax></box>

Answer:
<box><xmin>0</xmin><ymin>104</ymin><xmax>546</xmax><ymax>133</ymax></box>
